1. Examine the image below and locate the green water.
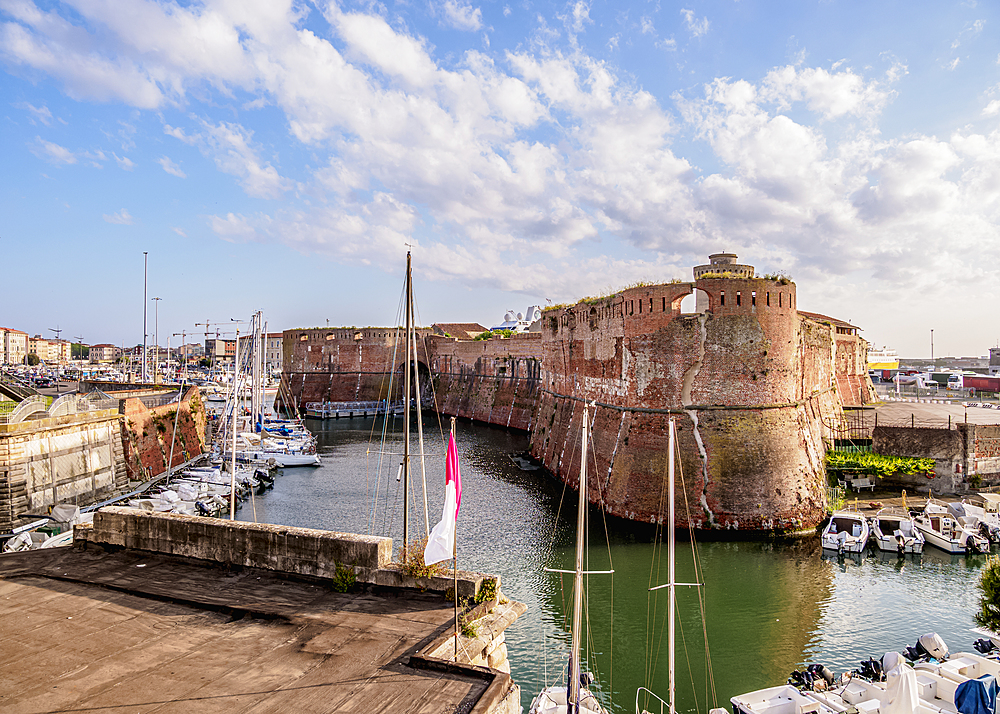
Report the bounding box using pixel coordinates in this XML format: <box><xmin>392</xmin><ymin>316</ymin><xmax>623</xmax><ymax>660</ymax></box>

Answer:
<box><xmin>237</xmin><ymin>415</ymin><xmax>990</xmax><ymax>713</ymax></box>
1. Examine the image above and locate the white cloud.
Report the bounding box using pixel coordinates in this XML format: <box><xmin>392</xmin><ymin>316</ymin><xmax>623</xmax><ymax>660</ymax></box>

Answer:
<box><xmin>158</xmin><ymin>156</ymin><xmax>186</xmax><ymax>178</ymax></box>
<box><xmin>680</xmin><ymin>8</ymin><xmax>709</xmax><ymax>38</ymax></box>
<box><xmin>17</xmin><ymin>101</ymin><xmax>52</xmax><ymax>125</ymax></box>
<box><xmin>114</xmin><ymin>153</ymin><xmax>135</xmax><ymax>170</ymax></box>
<box><xmin>439</xmin><ymin>0</ymin><xmax>483</xmax><ymax>31</ymax></box>
<box><xmin>570</xmin><ymin>2</ymin><xmax>591</xmax><ymax>34</ymax></box>
<box><xmin>103</xmin><ymin>208</ymin><xmax>133</xmax><ymax>224</ymax></box>
<box><xmin>6</xmin><ymin>0</ymin><xmax>1000</xmax><ymax>329</ymax></box>
<box><xmin>31</xmin><ymin>137</ymin><xmax>75</xmax><ymax>164</ymax></box>
<box><xmin>172</xmin><ymin>227</ymin><xmax>187</xmax><ymax>237</ymax></box>
<box><xmin>209</xmin><ymin>212</ymin><xmax>259</xmax><ymax>242</ymax></box>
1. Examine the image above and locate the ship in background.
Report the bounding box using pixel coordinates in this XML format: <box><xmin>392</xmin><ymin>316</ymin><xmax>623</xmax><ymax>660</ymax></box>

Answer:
<box><xmin>867</xmin><ymin>346</ymin><xmax>900</xmax><ymax>370</ymax></box>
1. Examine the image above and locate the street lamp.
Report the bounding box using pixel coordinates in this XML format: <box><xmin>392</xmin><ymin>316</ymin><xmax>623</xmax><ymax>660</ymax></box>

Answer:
<box><xmin>142</xmin><ymin>252</ymin><xmax>148</xmax><ymax>383</ymax></box>
<box><xmin>152</xmin><ymin>297</ymin><xmax>162</xmax><ymax>384</ymax></box>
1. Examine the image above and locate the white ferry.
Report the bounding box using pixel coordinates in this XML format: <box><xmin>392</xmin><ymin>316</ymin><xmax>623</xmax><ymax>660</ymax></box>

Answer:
<box><xmin>867</xmin><ymin>346</ymin><xmax>899</xmax><ymax>370</ymax></box>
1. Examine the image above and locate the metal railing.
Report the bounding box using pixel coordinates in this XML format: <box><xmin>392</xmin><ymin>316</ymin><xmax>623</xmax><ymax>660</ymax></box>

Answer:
<box><xmin>0</xmin><ymin>395</ymin><xmax>48</xmax><ymax>424</ymax></box>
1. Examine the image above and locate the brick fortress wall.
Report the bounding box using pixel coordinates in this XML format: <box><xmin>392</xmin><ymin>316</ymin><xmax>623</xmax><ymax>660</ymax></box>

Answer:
<box><xmin>281</xmin><ymin>266</ymin><xmax>872</xmax><ymax>532</ymax></box>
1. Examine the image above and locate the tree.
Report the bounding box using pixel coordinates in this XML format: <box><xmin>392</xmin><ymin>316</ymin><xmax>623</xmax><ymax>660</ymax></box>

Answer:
<box><xmin>975</xmin><ymin>555</ymin><xmax>1000</xmax><ymax>633</ymax></box>
<box><xmin>26</xmin><ymin>353</ymin><xmax>40</xmax><ymax>366</ymax></box>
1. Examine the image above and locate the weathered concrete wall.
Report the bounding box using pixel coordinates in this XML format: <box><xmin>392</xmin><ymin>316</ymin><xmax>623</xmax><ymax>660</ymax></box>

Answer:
<box><xmin>969</xmin><ymin>425</ymin><xmax>1000</xmax><ymax>482</ymax></box>
<box><xmin>0</xmin><ymin>409</ymin><xmax>127</xmax><ymax>531</ymax></box>
<box><xmin>78</xmin><ymin>507</ymin><xmax>491</xmax><ymax>599</ymax></box>
<box><xmin>873</xmin><ymin>426</ymin><xmax>963</xmax><ymax>492</ymax></box>
<box><xmin>121</xmin><ymin>387</ymin><xmax>207</xmax><ymax>480</ymax></box>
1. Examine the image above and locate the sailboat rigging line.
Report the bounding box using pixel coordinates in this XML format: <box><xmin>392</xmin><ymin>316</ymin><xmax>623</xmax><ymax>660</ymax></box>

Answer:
<box><xmin>675</xmin><ymin>430</ymin><xmax>718</xmax><ymax>709</ymax></box>
<box><xmin>409</xmin><ymin>314</ymin><xmax>430</xmax><ymax>537</ymax></box>
<box><xmin>410</xmin><ymin>297</ymin><xmax>447</xmax><ymax>446</ymax></box>
<box><xmin>586</xmin><ymin>404</ymin><xmax>615</xmax><ymax>704</ymax></box>
<box><xmin>369</xmin><ymin>281</ymin><xmax>406</xmax><ymax>536</ymax></box>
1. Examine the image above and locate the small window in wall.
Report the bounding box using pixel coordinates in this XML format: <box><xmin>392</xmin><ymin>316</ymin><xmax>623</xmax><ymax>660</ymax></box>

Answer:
<box><xmin>662</xmin><ymin>297</ymin><xmax>666</xmax><ymax>311</ymax></box>
<box><xmin>766</xmin><ymin>292</ymin><xmax>770</xmax><ymax>307</ymax></box>
<box><xmin>649</xmin><ymin>298</ymin><xmax>653</xmax><ymax>312</ymax></box>
<box><xmin>751</xmin><ymin>291</ymin><xmax>756</xmax><ymax>307</ymax></box>
<box><xmin>326</xmin><ymin>333</ymin><xmax>334</xmax><ymax>340</ymax></box>
<box><xmin>639</xmin><ymin>299</ymin><xmax>642</xmax><ymax>314</ymax></box>
<box><xmin>736</xmin><ymin>291</ymin><xmax>741</xmax><ymax>307</ymax></box>
<box><xmin>779</xmin><ymin>293</ymin><xmax>782</xmax><ymax>307</ymax></box>
<box><xmin>299</xmin><ymin>334</ymin><xmax>308</xmax><ymax>341</ymax></box>
<box><xmin>720</xmin><ymin>291</ymin><xmax>725</xmax><ymax>306</ymax></box>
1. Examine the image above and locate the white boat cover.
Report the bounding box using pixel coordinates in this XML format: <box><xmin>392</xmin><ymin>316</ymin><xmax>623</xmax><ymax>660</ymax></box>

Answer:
<box><xmin>529</xmin><ymin>686</ymin><xmax>608</xmax><ymax>714</ymax></box>
<box><xmin>881</xmin><ymin>651</ymin><xmax>919</xmax><ymax>714</ymax></box>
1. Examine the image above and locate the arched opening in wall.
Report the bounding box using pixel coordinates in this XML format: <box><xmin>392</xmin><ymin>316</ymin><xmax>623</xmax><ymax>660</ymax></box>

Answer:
<box><xmin>679</xmin><ymin>288</ymin><xmax>711</xmax><ymax>314</ymax></box>
<box><xmin>395</xmin><ymin>360</ymin><xmax>434</xmax><ymax>403</ymax></box>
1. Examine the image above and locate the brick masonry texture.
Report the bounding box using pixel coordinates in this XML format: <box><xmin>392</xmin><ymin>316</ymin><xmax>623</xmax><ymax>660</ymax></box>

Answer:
<box><xmin>282</xmin><ymin>276</ymin><xmax>871</xmax><ymax>533</ymax></box>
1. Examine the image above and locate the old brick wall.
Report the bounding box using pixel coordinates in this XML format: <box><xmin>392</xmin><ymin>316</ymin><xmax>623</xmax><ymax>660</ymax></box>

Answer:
<box><xmin>968</xmin><ymin>424</ymin><xmax>1000</xmax><ymax>481</ymax></box>
<box><xmin>281</xmin><ymin>327</ymin><xmax>434</xmax><ymax>409</ymax></box>
<box><xmin>121</xmin><ymin>387</ymin><xmax>207</xmax><ymax>480</ymax></box>
<box><xmin>530</xmin><ymin>276</ymin><xmax>834</xmax><ymax>531</ymax></box>
<box><xmin>427</xmin><ymin>333</ymin><xmax>542</xmax><ymax>430</ymax></box>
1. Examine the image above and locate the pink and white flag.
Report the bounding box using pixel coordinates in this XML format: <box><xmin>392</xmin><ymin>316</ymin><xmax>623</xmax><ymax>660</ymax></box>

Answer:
<box><xmin>424</xmin><ymin>432</ymin><xmax>463</xmax><ymax>565</ymax></box>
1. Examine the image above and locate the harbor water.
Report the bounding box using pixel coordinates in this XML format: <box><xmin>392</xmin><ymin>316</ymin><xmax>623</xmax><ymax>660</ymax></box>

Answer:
<box><xmin>235</xmin><ymin>415</ymin><xmax>989</xmax><ymax>714</ymax></box>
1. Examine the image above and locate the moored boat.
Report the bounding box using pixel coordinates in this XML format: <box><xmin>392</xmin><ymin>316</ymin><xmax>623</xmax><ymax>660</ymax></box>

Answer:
<box><xmin>869</xmin><ymin>506</ymin><xmax>924</xmax><ymax>554</ymax></box>
<box><xmin>913</xmin><ymin>500</ymin><xmax>989</xmax><ymax>554</ymax></box>
<box><xmin>821</xmin><ymin>509</ymin><xmax>870</xmax><ymax>554</ymax></box>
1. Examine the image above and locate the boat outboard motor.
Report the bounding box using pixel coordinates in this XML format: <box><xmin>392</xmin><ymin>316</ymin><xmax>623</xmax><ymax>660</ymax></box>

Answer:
<box><xmin>974</xmin><ymin>639</ymin><xmax>1000</xmax><ymax>658</ymax></box>
<box><xmin>904</xmin><ymin>633</ymin><xmax>949</xmax><ymax>662</ymax></box>
<box><xmin>195</xmin><ymin>500</ymin><xmax>212</xmax><ymax>516</ymax></box>
<box><xmin>807</xmin><ymin>664</ymin><xmax>836</xmax><ymax>688</ymax></box>
<box><xmin>853</xmin><ymin>657</ymin><xmax>885</xmax><ymax>682</ymax></box>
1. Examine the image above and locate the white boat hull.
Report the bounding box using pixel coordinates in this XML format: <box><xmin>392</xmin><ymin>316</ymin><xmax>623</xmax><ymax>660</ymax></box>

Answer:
<box><xmin>820</xmin><ymin>511</ymin><xmax>870</xmax><ymax>553</ymax></box>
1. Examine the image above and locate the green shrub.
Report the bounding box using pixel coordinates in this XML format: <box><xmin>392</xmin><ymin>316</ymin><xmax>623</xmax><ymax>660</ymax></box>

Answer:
<box><xmin>399</xmin><ymin>536</ymin><xmax>446</xmax><ymax>579</ymax></box>
<box><xmin>332</xmin><ymin>562</ymin><xmax>357</xmax><ymax>593</ymax></box>
<box><xmin>976</xmin><ymin>556</ymin><xmax>1000</xmax><ymax>632</ymax></box>
<box><xmin>825</xmin><ymin>451</ymin><xmax>935</xmax><ymax>477</ymax></box>
<box><xmin>475</xmin><ymin>578</ymin><xmax>498</xmax><ymax>605</ymax></box>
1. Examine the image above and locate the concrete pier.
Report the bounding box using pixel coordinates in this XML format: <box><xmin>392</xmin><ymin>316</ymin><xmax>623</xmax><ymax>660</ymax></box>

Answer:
<box><xmin>0</xmin><ymin>510</ymin><xmax>525</xmax><ymax>713</ymax></box>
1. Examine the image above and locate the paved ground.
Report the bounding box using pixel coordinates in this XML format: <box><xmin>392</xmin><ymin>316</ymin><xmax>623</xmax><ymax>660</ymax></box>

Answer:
<box><xmin>0</xmin><ymin>547</ymin><xmax>493</xmax><ymax>713</ymax></box>
<box><xmin>872</xmin><ymin>400</ymin><xmax>1000</xmax><ymax>426</ymax></box>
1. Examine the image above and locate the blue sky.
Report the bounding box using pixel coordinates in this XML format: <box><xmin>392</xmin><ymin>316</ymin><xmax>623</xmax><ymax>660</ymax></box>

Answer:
<box><xmin>2</xmin><ymin>0</ymin><xmax>998</xmax><ymax>357</ymax></box>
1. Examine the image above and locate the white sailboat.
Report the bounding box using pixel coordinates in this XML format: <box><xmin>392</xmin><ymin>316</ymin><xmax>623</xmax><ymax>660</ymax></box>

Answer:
<box><xmin>530</xmin><ymin>403</ymin><xmax>610</xmax><ymax>714</ymax></box>
<box><xmin>635</xmin><ymin>419</ymin><xmax>722</xmax><ymax>714</ymax></box>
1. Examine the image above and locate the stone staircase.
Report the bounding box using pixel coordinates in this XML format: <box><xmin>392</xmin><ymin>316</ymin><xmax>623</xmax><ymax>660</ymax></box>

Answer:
<box><xmin>0</xmin><ymin>371</ymin><xmax>38</xmax><ymax>402</ymax></box>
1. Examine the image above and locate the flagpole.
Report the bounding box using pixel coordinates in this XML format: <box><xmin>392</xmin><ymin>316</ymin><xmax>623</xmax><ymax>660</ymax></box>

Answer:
<box><xmin>451</xmin><ymin>416</ymin><xmax>458</xmax><ymax>662</ymax></box>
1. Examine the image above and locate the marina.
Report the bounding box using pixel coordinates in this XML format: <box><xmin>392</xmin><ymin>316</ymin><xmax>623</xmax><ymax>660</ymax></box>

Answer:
<box><xmin>226</xmin><ymin>414</ymin><xmax>997</xmax><ymax>713</ymax></box>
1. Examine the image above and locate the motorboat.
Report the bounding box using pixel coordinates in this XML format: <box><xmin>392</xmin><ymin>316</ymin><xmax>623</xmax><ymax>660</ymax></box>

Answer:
<box><xmin>948</xmin><ymin>496</ymin><xmax>1000</xmax><ymax>542</ymax></box>
<box><xmin>821</xmin><ymin>509</ymin><xmax>870</xmax><ymax>554</ymax></box>
<box><xmin>913</xmin><ymin>500</ymin><xmax>989</xmax><ymax>554</ymax></box>
<box><xmin>869</xmin><ymin>507</ymin><xmax>924</xmax><ymax>554</ymax></box>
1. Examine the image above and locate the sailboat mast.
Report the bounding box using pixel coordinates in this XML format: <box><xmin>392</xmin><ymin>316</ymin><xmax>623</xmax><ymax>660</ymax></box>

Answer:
<box><xmin>411</xmin><ymin>319</ymin><xmax>430</xmax><ymax>536</ymax></box>
<box><xmin>569</xmin><ymin>404</ymin><xmax>588</xmax><ymax>708</ymax></box>
<box><xmin>229</xmin><ymin>326</ymin><xmax>240</xmax><ymax>520</ymax></box>
<box><xmin>402</xmin><ymin>251</ymin><xmax>412</xmax><ymax>559</ymax></box>
<box><xmin>667</xmin><ymin>417</ymin><xmax>676</xmax><ymax>714</ymax></box>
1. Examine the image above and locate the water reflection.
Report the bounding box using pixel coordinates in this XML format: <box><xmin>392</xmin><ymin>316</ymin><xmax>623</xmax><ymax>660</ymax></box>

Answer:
<box><xmin>235</xmin><ymin>416</ymin><xmax>989</xmax><ymax>714</ymax></box>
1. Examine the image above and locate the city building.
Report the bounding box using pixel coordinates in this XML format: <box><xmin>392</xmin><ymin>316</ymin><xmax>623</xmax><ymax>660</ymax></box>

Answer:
<box><xmin>90</xmin><ymin>344</ymin><xmax>121</xmax><ymax>363</ymax></box>
<box><xmin>0</xmin><ymin>328</ymin><xmax>28</xmax><ymax>365</ymax></box>
<box><xmin>205</xmin><ymin>338</ymin><xmax>236</xmax><ymax>364</ymax></box>
<box><xmin>266</xmin><ymin>332</ymin><xmax>283</xmax><ymax>372</ymax></box>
